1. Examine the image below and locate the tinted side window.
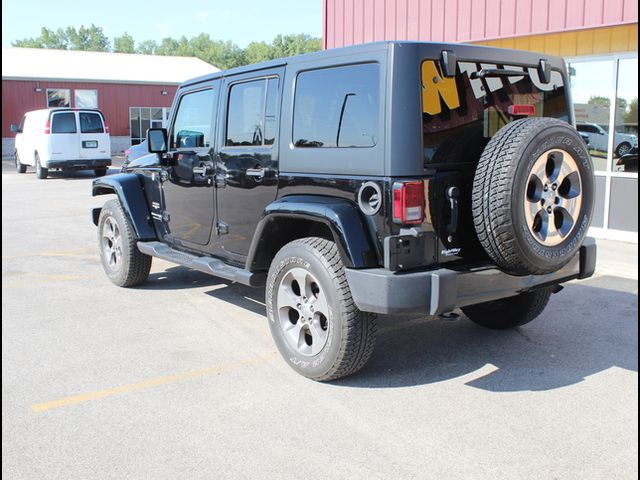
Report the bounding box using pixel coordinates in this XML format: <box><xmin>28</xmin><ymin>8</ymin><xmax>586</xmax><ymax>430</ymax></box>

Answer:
<box><xmin>79</xmin><ymin>113</ymin><xmax>104</xmax><ymax>133</ymax></box>
<box><xmin>293</xmin><ymin>63</ymin><xmax>379</xmax><ymax>148</ymax></box>
<box><xmin>226</xmin><ymin>80</ymin><xmax>266</xmax><ymax>147</ymax></box>
<box><xmin>171</xmin><ymin>89</ymin><xmax>215</xmax><ymax>149</ymax></box>
<box><xmin>51</xmin><ymin>112</ymin><xmax>77</xmax><ymax>134</ymax></box>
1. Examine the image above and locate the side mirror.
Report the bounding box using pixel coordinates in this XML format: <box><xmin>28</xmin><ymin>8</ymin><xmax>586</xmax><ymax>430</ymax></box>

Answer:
<box><xmin>147</xmin><ymin>128</ymin><xmax>168</xmax><ymax>154</ymax></box>
<box><xmin>10</xmin><ymin>124</ymin><xmax>19</xmax><ymax>133</ymax></box>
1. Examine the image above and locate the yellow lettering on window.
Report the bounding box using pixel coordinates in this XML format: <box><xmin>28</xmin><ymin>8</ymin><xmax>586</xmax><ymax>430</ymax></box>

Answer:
<box><xmin>421</xmin><ymin>61</ymin><xmax>460</xmax><ymax>115</ymax></box>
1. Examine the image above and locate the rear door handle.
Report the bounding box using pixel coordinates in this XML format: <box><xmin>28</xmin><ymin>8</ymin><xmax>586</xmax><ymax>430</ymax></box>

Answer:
<box><xmin>246</xmin><ymin>167</ymin><xmax>266</xmax><ymax>178</ymax></box>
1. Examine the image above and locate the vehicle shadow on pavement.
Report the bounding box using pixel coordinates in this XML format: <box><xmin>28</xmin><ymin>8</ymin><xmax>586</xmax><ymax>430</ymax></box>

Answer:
<box><xmin>336</xmin><ymin>282</ymin><xmax>637</xmax><ymax>391</ymax></box>
<box><xmin>137</xmin><ymin>266</ymin><xmax>637</xmax><ymax>392</ymax></box>
<box><xmin>142</xmin><ymin>266</ymin><xmax>230</xmax><ymax>291</ymax></box>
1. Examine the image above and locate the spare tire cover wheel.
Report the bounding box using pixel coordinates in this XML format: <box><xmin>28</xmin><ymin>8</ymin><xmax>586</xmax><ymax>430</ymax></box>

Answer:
<box><xmin>472</xmin><ymin>118</ymin><xmax>594</xmax><ymax>276</ymax></box>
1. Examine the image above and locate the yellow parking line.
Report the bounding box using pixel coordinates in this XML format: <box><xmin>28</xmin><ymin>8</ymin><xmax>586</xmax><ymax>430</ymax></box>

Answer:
<box><xmin>31</xmin><ymin>353</ymin><xmax>275</xmax><ymax>413</ymax></box>
<box><xmin>2</xmin><ymin>249</ymin><xmax>94</xmax><ymax>260</ymax></box>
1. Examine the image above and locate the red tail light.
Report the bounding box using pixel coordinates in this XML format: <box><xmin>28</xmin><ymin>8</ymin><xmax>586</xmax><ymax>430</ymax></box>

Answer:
<box><xmin>508</xmin><ymin>104</ymin><xmax>536</xmax><ymax>116</ymax></box>
<box><xmin>392</xmin><ymin>181</ymin><xmax>425</xmax><ymax>224</ymax></box>
<box><xmin>44</xmin><ymin>119</ymin><xmax>50</xmax><ymax>134</ymax></box>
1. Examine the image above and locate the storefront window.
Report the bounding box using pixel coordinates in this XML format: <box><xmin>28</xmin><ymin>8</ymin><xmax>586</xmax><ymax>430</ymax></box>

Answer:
<box><xmin>569</xmin><ymin>60</ymin><xmax>615</xmax><ymax>172</ymax></box>
<box><xmin>612</xmin><ymin>58</ymin><xmax>638</xmax><ymax>172</ymax></box>
<box><xmin>130</xmin><ymin>107</ymin><xmax>170</xmax><ymax>145</ymax></box>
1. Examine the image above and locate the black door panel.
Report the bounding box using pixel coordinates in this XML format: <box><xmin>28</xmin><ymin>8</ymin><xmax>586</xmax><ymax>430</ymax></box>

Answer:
<box><xmin>216</xmin><ymin>71</ymin><xmax>283</xmax><ymax>261</ymax></box>
<box><xmin>159</xmin><ymin>84</ymin><xmax>220</xmax><ymax>248</ymax></box>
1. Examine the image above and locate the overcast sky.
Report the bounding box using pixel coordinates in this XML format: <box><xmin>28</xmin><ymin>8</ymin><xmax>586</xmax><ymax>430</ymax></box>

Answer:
<box><xmin>2</xmin><ymin>0</ymin><xmax>323</xmax><ymax>48</ymax></box>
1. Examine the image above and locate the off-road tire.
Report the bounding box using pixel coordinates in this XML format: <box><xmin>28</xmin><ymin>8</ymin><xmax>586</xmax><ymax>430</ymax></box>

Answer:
<box><xmin>15</xmin><ymin>151</ymin><xmax>27</xmax><ymax>173</ymax></box>
<box><xmin>98</xmin><ymin>199</ymin><xmax>152</xmax><ymax>287</ymax></box>
<box><xmin>472</xmin><ymin>118</ymin><xmax>594</xmax><ymax>275</ymax></box>
<box><xmin>266</xmin><ymin>237</ymin><xmax>377</xmax><ymax>381</ymax></box>
<box><xmin>35</xmin><ymin>153</ymin><xmax>48</xmax><ymax>179</ymax></box>
<box><xmin>462</xmin><ymin>287</ymin><xmax>552</xmax><ymax>329</ymax></box>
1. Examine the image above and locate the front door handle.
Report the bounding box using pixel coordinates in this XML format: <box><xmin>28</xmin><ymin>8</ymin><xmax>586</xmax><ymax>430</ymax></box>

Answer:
<box><xmin>193</xmin><ymin>163</ymin><xmax>214</xmax><ymax>177</ymax></box>
<box><xmin>246</xmin><ymin>167</ymin><xmax>266</xmax><ymax>178</ymax></box>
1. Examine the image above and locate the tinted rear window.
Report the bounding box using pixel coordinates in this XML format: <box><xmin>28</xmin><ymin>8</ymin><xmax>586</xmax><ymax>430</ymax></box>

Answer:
<box><xmin>79</xmin><ymin>112</ymin><xmax>104</xmax><ymax>133</ymax></box>
<box><xmin>422</xmin><ymin>60</ymin><xmax>569</xmax><ymax>166</ymax></box>
<box><xmin>293</xmin><ymin>63</ymin><xmax>379</xmax><ymax>148</ymax></box>
<box><xmin>51</xmin><ymin>112</ymin><xmax>77</xmax><ymax>134</ymax></box>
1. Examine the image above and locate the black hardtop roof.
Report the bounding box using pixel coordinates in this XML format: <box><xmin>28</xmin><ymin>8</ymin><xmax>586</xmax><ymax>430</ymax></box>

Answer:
<box><xmin>180</xmin><ymin>40</ymin><xmax>564</xmax><ymax>88</ymax></box>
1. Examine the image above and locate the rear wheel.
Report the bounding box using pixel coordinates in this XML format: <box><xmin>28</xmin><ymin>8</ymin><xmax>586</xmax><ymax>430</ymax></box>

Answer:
<box><xmin>98</xmin><ymin>199</ymin><xmax>152</xmax><ymax>287</ymax></box>
<box><xmin>266</xmin><ymin>237</ymin><xmax>376</xmax><ymax>381</ymax></box>
<box><xmin>95</xmin><ymin>167</ymin><xmax>108</xmax><ymax>177</ymax></box>
<box><xmin>462</xmin><ymin>287</ymin><xmax>552</xmax><ymax>329</ymax></box>
<box><xmin>35</xmin><ymin>153</ymin><xmax>48</xmax><ymax>179</ymax></box>
<box><xmin>15</xmin><ymin>151</ymin><xmax>26</xmax><ymax>173</ymax></box>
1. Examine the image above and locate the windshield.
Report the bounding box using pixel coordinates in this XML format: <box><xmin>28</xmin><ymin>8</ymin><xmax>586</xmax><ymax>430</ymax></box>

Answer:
<box><xmin>422</xmin><ymin>60</ymin><xmax>569</xmax><ymax>166</ymax></box>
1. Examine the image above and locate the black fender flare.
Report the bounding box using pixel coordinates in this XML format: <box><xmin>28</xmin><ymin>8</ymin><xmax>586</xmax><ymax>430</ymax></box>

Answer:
<box><xmin>246</xmin><ymin>195</ymin><xmax>379</xmax><ymax>270</ymax></box>
<box><xmin>91</xmin><ymin>173</ymin><xmax>156</xmax><ymax>240</ymax></box>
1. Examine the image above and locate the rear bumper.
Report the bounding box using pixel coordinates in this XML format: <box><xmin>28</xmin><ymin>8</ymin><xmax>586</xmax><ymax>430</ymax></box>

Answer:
<box><xmin>47</xmin><ymin>159</ymin><xmax>111</xmax><ymax>170</ymax></box>
<box><xmin>345</xmin><ymin>237</ymin><xmax>597</xmax><ymax>315</ymax></box>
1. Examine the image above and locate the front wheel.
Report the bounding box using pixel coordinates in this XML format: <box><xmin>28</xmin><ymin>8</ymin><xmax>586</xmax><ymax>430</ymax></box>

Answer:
<box><xmin>461</xmin><ymin>287</ymin><xmax>552</xmax><ymax>329</ymax></box>
<box><xmin>98</xmin><ymin>199</ymin><xmax>152</xmax><ymax>287</ymax></box>
<box><xmin>15</xmin><ymin>151</ymin><xmax>27</xmax><ymax>173</ymax></box>
<box><xmin>266</xmin><ymin>237</ymin><xmax>377</xmax><ymax>381</ymax></box>
<box><xmin>616</xmin><ymin>142</ymin><xmax>632</xmax><ymax>158</ymax></box>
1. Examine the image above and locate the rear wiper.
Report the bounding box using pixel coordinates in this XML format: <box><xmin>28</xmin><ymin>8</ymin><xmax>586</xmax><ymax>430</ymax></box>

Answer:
<box><xmin>471</xmin><ymin>68</ymin><xmax>529</xmax><ymax>79</ymax></box>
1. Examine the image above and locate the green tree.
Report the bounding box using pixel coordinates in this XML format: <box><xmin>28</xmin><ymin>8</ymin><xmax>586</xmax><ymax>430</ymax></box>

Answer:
<box><xmin>623</xmin><ymin>97</ymin><xmax>638</xmax><ymax>124</ymax></box>
<box><xmin>12</xmin><ymin>27</ymin><xmax>67</xmax><ymax>49</ymax></box>
<box><xmin>588</xmin><ymin>95</ymin><xmax>628</xmax><ymax>110</ymax></box>
<box><xmin>113</xmin><ymin>33</ymin><xmax>135</xmax><ymax>53</ymax></box>
<box><xmin>136</xmin><ymin>40</ymin><xmax>158</xmax><ymax>55</ymax></box>
<box><xmin>65</xmin><ymin>24</ymin><xmax>110</xmax><ymax>51</ymax></box>
<box><xmin>244</xmin><ymin>40</ymin><xmax>274</xmax><ymax>64</ymax></box>
<box><xmin>11</xmin><ymin>26</ymin><xmax>321</xmax><ymax>68</ymax></box>
<box><xmin>155</xmin><ymin>37</ymin><xmax>181</xmax><ymax>56</ymax></box>
<box><xmin>588</xmin><ymin>95</ymin><xmax>611</xmax><ymax>108</ymax></box>
<box><xmin>271</xmin><ymin>33</ymin><xmax>321</xmax><ymax>58</ymax></box>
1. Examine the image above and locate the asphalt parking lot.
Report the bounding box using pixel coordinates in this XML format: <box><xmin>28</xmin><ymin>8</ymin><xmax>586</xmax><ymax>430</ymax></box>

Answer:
<box><xmin>2</xmin><ymin>156</ymin><xmax>638</xmax><ymax>480</ymax></box>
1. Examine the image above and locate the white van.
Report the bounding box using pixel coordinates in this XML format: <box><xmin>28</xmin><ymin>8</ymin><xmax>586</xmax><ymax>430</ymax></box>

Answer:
<box><xmin>12</xmin><ymin>108</ymin><xmax>111</xmax><ymax>179</ymax></box>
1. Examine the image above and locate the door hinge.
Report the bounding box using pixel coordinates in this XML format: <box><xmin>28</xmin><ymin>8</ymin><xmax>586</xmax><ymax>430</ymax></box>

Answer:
<box><xmin>216</xmin><ymin>221</ymin><xmax>229</xmax><ymax>235</ymax></box>
<box><xmin>215</xmin><ymin>174</ymin><xmax>227</xmax><ymax>188</ymax></box>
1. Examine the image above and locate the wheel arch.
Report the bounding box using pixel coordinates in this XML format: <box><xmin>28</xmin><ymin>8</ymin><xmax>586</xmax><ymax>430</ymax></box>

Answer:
<box><xmin>92</xmin><ymin>173</ymin><xmax>156</xmax><ymax>240</ymax></box>
<box><xmin>246</xmin><ymin>195</ymin><xmax>380</xmax><ymax>272</ymax></box>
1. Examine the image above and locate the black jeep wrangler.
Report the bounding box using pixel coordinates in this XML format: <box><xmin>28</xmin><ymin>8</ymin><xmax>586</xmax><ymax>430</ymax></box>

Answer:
<box><xmin>92</xmin><ymin>42</ymin><xmax>596</xmax><ymax>381</ymax></box>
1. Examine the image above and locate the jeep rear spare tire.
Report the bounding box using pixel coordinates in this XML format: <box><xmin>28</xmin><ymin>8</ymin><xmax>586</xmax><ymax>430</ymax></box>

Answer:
<box><xmin>472</xmin><ymin>118</ymin><xmax>594</xmax><ymax>276</ymax></box>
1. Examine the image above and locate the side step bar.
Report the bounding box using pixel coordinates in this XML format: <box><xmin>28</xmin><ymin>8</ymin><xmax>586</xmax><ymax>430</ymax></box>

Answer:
<box><xmin>137</xmin><ymin>241</ymin><xmax>266</xmax><ymax>287</ymax></box>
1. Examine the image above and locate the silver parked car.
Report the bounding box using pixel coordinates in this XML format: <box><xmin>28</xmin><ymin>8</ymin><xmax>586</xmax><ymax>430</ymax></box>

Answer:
<box><xmin>576</xmin><ymin>122</ymin><xmax>638</xmax><ymax>157</ymax></box>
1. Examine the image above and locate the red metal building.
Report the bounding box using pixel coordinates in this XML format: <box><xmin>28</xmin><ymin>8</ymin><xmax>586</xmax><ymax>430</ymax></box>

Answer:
<box><xmin>2</xmin><ymin>48</ymin><xmax>218</xmax><ymax>155</ymax></box>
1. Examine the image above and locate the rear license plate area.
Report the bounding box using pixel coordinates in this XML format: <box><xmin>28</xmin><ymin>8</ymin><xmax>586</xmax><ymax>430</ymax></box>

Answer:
<box><xmin>83</xmin><ymin>140</ymin><xmax>98</xmax><ymax>148</ymax></box>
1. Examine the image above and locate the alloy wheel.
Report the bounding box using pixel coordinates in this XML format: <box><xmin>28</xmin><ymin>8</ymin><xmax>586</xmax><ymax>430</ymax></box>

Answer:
<box><xmin>524</xmin><ymin>148</ymin><xmax>583</xmax><ymax>246</ymax></box>
<box><xmin>276</xmin><ymin>267</ymin><xmax>330</xmax><ymax>356</ymax></box>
